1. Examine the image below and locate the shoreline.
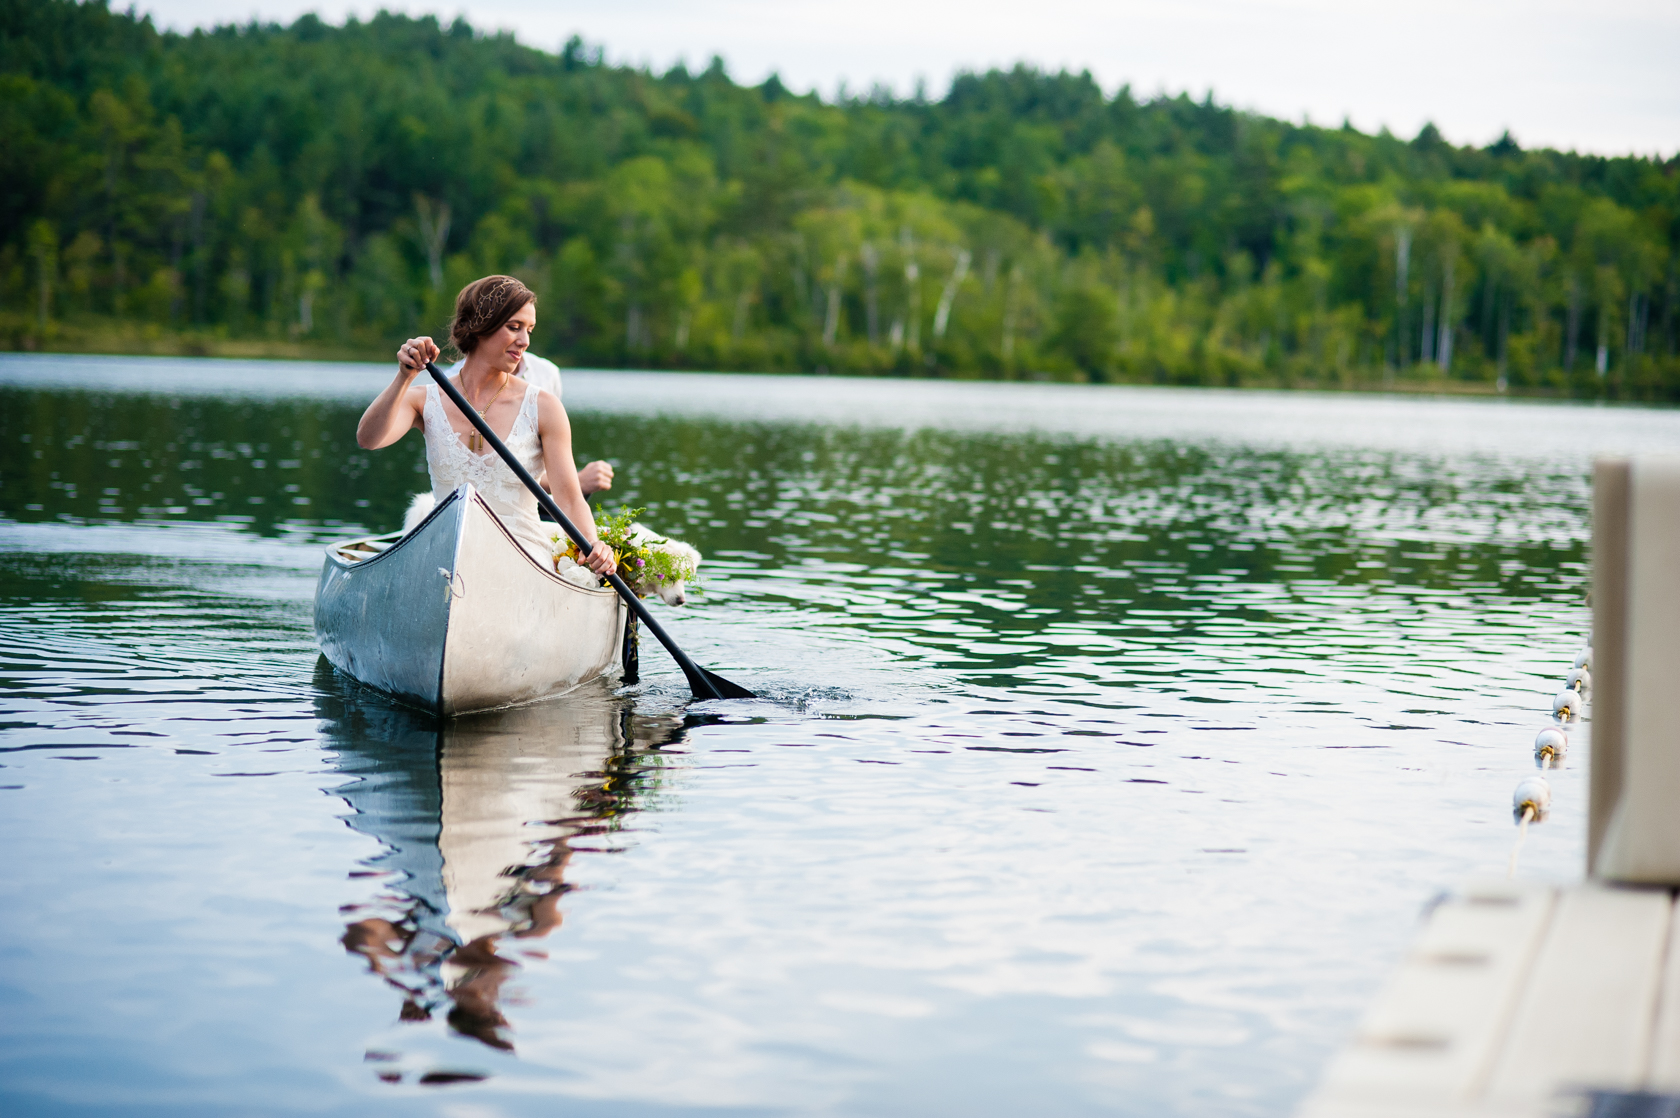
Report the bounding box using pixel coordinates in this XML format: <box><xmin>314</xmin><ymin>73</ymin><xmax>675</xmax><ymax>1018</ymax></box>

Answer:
<box><xmin>0</xmin><ymin>332</ymin><xmax>1632</xmax><ymax>403</ymax></box>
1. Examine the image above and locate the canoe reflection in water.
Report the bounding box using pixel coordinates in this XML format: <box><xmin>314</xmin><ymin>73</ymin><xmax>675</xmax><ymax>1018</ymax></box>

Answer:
<box><xmin>315</xmin><ymin>664</ymin><xmax>686</xmax><ymax>1060</ymax></box>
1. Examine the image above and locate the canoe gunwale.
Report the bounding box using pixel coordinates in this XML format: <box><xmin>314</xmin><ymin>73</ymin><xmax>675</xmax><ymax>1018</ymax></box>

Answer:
<box><xmin>320</xmin><ymin>486</ymin><xmax>618</xmax><ymax>603</ymax></box>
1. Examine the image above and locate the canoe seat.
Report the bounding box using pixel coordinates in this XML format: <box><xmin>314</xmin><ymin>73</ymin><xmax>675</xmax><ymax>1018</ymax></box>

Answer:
<box><xmin>335</xmin><ymin>538</ymin><xmax>395</xmax><ymax>564</ymax></box>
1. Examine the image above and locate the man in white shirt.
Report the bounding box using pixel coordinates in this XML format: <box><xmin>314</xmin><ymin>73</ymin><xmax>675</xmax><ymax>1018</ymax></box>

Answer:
<box><xmin>447</xmin><ymin>351</ymin><xmax>613</xmax><ymax>496</ymax></box>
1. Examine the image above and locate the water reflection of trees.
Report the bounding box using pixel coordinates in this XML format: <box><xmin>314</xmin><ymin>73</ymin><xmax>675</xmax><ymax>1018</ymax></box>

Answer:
<box><xmin>314</xmin><ymin>664</ymin><xmax>686</xmax><ymax>1060</ymax></box>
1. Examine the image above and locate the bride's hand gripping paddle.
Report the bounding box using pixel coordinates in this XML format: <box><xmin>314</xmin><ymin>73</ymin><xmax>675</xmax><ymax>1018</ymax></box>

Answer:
<box><xmin>425</xmin><ymin>361</ymin><xmax>755</xmax><ymax>701</ymax></box>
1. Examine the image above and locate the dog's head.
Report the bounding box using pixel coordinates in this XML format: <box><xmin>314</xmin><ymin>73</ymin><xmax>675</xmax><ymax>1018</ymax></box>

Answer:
<box><xmin>643</xmin><ymin>540</ymin><xmax>700</xmax><ymax>606</ymax></box>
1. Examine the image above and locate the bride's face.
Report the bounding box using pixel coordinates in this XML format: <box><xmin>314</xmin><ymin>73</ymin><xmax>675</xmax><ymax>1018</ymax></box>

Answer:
<box><xmin>486</xmin><ymin>303</ymin><xmax>536</xmax><ymax>374</ymax></box>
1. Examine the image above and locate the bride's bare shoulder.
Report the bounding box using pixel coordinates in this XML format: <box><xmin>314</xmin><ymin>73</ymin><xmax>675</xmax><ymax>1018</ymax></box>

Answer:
<box><xmin>532</xmin><ymin>385</ymin><xmax>570</xmax><ymax>428</ymax></box>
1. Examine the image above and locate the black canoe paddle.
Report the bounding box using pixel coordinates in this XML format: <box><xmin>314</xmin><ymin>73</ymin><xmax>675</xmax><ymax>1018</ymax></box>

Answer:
<box><xmin>425</xmin><ymin>360</ymin><xmax>754</xmax><ymax>701</ymax></box>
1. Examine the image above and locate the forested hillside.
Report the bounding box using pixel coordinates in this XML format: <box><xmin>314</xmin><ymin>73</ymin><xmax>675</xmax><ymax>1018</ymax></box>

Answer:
<box><xmin>4</xmin><ymin>0</ymin><xmax>1678</xmax><ymax>396</ymax></box>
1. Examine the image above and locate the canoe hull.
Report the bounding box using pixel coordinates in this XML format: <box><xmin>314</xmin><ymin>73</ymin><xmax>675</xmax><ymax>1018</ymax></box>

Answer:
<box><xmin>314</xmin><ymin>485</ymin><xmax>626</xmax><ymax>715</ymax></box>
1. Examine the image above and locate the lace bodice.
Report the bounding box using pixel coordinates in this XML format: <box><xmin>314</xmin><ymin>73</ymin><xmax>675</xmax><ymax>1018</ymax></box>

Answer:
<box><xmin>423</xmin><ymin>379</ymin><xmax>544</xmax><ymax>533</ymax></box>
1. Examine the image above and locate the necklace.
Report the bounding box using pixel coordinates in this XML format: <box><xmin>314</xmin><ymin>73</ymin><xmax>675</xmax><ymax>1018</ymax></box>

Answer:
<box><xmin>462</xmin><ymin>372</ymin><xmax>511</xmax><ymax>452</ymax></box>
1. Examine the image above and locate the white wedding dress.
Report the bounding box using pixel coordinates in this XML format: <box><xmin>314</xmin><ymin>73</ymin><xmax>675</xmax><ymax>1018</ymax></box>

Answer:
<box><xmin>420</xmin><ymin>378</ymin><xmax>558</xmax><ymax>566</ymax></box>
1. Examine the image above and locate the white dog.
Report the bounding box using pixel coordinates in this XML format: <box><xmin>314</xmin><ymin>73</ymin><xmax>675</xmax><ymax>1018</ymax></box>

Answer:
<box><xmin>402</xmin><ymin>493</ymin><xmax>699</xmax><ymax>603</ymax></box>
<box><xmin>402</xmin><ymin>492</ymin><xmax>437</xmax><ymax>534</ymax></box>
<box><xmin>624</xmin><ymin>524</ymin><xmax>702</xmax><ymax>607</ymax></box>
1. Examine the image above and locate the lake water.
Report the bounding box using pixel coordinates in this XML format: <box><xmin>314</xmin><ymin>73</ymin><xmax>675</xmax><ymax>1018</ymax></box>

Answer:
<box><xmin>2</xmin><ymin>354</ymin><xmax>1673</xmax><ymax>1117</ymax></box>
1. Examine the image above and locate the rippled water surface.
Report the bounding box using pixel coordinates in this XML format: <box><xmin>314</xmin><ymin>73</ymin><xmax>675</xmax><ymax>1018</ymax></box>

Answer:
<box><xmin>2</xmin><ymin>354</ymin><xmax>1673</xmax><ymax>1117</ymax></box>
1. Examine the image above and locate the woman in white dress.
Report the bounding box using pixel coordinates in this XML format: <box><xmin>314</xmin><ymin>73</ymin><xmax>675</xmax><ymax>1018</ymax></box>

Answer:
<box><xmin>440</xmin><ymin>348</ymin><xmax>614</xmax><ymax>497</ymax></box>
<box><xmin>355</xmin><ymin>275</ymin><xmax>615</xmax><ymax>577</ymax></box>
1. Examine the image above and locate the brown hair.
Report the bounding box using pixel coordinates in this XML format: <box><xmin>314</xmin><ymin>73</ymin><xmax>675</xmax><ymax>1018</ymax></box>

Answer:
<box><xmin>447</xmin><ymin>275</ymin><xmax>536</xmax><ymax>356</ymax></box>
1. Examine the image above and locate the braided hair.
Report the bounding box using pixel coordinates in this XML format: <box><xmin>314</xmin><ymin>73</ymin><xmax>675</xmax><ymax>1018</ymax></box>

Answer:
<box><xmin>448</xmin><ymin>275</ymin><xmax>536</xmax><ymax>357</ymax></box>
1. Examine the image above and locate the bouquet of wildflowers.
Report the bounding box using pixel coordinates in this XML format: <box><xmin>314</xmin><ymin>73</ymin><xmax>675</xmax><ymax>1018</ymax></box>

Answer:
<box><xmin>555</xmin><ymin>506</ymin><xmax>699</xmax><ymax>594</ymax></box>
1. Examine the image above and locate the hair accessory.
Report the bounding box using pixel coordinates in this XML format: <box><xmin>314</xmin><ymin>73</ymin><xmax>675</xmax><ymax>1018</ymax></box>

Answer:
<box><xmin>463</xmin><ymin>277</ymin><xmax>521</xmax><ymax>331</ymax></box>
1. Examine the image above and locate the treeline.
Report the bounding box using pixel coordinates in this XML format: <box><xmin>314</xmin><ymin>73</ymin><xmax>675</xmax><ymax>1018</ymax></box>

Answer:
<box><xmin>3</xmin><ymin>0</ymin><xmax>1678</xmax><ymax>397</ymax></box>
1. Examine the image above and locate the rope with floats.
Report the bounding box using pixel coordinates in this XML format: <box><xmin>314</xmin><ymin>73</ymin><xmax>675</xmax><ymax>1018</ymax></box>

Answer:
<box><xmin>1506</xmin><ymin>633</ymin><xmax>1591</xmax><ymax>877</ymax></box>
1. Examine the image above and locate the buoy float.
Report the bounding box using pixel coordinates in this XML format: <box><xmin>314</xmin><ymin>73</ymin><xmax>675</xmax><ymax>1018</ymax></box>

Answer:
<box><xmin>1534</xmin><ymin>726</ymin><xmax>1568</xmax><ymax>768</ymax></box>
<box><xmin>1573</xmin><ymin>647</ymin><xmax>1592</xmax><ymax>671</ymax></box>
<box><xmin>1551</xmin><ymin>689</ymin><xmax>1582</xmax><ymax>724</ymax></box>
<box><xmin>1565</xmin><ymin>667</ymin><xmax>1591</xmax><ymax>696</ymax></box>
<box><xmin>1507</xmin><ymin>775</ymin><xmax>1551</xmax><ymax>877</ymax></box>
<box><xmin>1512</xmin><ymin>776</ymin><xmax>1552</xmax><ymax>824</ymax></box>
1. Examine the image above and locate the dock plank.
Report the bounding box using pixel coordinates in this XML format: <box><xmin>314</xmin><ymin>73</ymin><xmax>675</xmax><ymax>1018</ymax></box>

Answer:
<box><xmin>1480</xmin><ymin>885</ymin><xmax>1670</xmax><ymax>1105</ymax></box>
<box><xmin>1301</xmin><ymin>882</ymin><xmax>1555</xmax><ymax>1114</ymax></box>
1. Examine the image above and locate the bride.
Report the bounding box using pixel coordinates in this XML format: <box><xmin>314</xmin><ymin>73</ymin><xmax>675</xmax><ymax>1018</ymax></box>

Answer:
<box><xmin>355</xmin><ymin>274</ymin><xmax>614</xmax><ymax>578</ymax></box>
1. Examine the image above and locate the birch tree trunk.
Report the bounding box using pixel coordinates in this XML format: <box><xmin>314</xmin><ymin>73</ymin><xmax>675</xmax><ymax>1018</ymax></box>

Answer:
<box><xmin>901</xmin><ymin>229</ymin><xmax>921</xmax><ymax>354</ymax></box>
<box><xmin>1002</xmin><ymin>264</ymin><xmax>1021</xmax><ymax>363</ymax></box>
<box><xmin>732</xmin><ymin>289</ymin><xmax>752</xmax><ymax>341</ymax></box>
<box><xmin>1664</xmin><ymin>268</ymin><xmax>1678</xmax><ymax>358</ymax></box>
<box><xmin>932</xmin><ymin>248</ymin><xmax>971</xmax><ymax>340</ymax></box>
<box><xmin>28</xmin><ymin>220</ymin><xmax>56</xmax><ymax>329</ymax></box>
<box><xmin>859</xmin><ymin>243</ymin><xmax>880</xmax><ymax>346</ymax></box>
<box><xmin>414</xmin><ymin>195</ymin><xmax>451</xmax><ymax>292</ymax></box>
<box><xmin>1117</xmin><ymin>265</ymin><xmax>1133</xmax><ymax>352</ymax></box>
<box><xmin>1436</xmin><ymin>259</ymin><xmax>1455</xmax><ymax>372</ymax></box>
<box><xmin>1394</xmin><ymin>226</ymin><xmax>1411</xmax><ymax>367</ymax></box>
<box><xmin>823</xmin><ymin>255</ymin><xmax>847</xmax><ymax>349</ymax></box>
<box><xmin>792</xmin><ymin>238</ymin><xmax>809</xmax><ymax>321</ymax></box>
<box><xmin>168</xmin><ymin>208</ymin><xmax>185</xmax><ymax>324</ymax></box>
<box><xmin>1596</xmin><ymin>298</ymin><xmax>1609</xmax><ymax>376</ymax></box>
<box><xmin>1420</xmin><ymin>282</ymin><xmax>1435</xmax><ymax>364</ymax></box>
<box><xmin>1565</xmin><ymin>275</ymin><xmax>1581</xmax><ymax>370</ymax></box>
<box><xmin>1497</xmin><ymin>292</ymin><xmax>1510</xmax><ymax>387</ymax></box>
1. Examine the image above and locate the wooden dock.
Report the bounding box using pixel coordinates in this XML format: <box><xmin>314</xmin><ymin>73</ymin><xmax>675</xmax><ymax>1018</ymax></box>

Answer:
<box><xmin>1299</xmin><ymin>878</ymin><xmax>1680</xmax><ymax>1117</ymax></box>
<box><xmin>1304</xmin><ymin>457</ymin><xmax>1680</xmax><ymax>1118</ymax></box>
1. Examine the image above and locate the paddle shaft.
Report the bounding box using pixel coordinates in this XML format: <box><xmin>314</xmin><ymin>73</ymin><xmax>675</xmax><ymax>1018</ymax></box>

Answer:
<box><xmin>424</xmin><ymin>361</ymin><xmax>750</xmax><ymax>701</ymax></box>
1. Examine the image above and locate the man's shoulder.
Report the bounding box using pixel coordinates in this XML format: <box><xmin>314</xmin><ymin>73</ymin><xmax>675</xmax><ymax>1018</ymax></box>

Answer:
<box><xmin>520</xmin><ymin>354</ymin><xmax>563</xmax><ymax>398</ymax></box>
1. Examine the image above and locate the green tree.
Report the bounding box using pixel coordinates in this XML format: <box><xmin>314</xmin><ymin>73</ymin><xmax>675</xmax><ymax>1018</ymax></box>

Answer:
<box><xmin>0</xmin><ymin>0</ymin><xmax>1674</xmax><ymax>396</ymax></box>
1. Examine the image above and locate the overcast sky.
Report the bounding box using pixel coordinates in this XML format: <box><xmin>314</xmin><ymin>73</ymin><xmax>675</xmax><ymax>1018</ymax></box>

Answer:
<box><xmin>139</xmin><ymin>0</ymin><xmax>1678</xmax><ymax>157</ymax></box>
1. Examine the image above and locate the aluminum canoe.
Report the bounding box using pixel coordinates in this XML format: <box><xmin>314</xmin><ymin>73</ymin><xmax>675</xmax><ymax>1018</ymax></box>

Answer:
<box><xmin>314</xmin><ymin>484</ymin><xmax>628</xmax><ymax>715</ymax></box>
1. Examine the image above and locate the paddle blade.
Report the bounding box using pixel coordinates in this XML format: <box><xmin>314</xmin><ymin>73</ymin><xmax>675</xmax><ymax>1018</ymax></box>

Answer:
<box><xmin>685</xmin><ymin>664</ymin><xmax>757</xmax><ymax>701</ymax></box>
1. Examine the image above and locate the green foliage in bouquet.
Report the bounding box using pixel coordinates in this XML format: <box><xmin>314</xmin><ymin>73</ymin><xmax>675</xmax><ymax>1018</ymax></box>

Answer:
<box><xmin>592</xmin><ymin>505</ymin><xmax>646</xmax><ymax>557</ymax></box>
<box><xmin>555</xmin><ymin>506</ymin><xmax>700</xmax><ymax>595</ymax></box>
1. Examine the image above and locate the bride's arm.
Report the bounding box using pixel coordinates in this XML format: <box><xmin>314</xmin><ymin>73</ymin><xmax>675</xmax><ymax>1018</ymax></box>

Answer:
<box><xmin>356</xmin><ymin>337</ymin><xmax>435</xmax><ymax>449</ymax></box>
<box><xmin>536</xmin><ymin>390</ymin><xmax>615</xmax><ymax>575</ymax></box>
